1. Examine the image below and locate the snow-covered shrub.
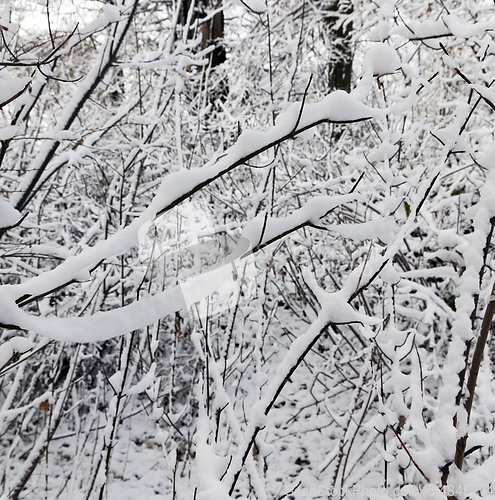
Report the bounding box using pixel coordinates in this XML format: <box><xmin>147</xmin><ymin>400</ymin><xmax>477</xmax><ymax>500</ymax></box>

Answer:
<box><xmin>1</xmin><ymin>0</ymin><xmax>495</xmax><ymax>499</ymax></box>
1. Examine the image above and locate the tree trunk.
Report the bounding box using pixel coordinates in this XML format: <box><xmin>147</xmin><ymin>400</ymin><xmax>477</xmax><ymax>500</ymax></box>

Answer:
<box><xmin>180</xmin><ymin>0</ymin><xmax>226</xmax><ymax>67</ymax></box>
<box><xmin>323</xmin><ymin>0</ymin><xmax>353</xmax><ymax>92</ymax></box>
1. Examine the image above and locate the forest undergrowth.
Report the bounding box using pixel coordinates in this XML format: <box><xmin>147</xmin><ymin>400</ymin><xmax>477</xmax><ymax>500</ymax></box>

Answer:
<box><xmin>1</xmin><ymin>1</ymin><xmax>495</xmax><ymax>499</ymax></box>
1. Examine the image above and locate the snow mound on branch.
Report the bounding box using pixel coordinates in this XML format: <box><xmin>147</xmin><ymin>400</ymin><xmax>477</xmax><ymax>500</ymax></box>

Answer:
<box><xmin>325</xmin><ymin>216</ymin><xmax>397</xmax><ymax>242</ymax></box>
<box><xmin>368</xmin><ymin>0</ymin><xmax>394</xmax><ymax>41</ymax></box>
<box><xmin>443</xmin><ymin>14</ymin><xmax>495</xmax><ymax>38</ymax></box>
<box><xmin>0</xmin><ymin>276</ymin><xmax>187</xmax><ymax>342</ymax></box>
<box><xmin>479</xmin><ymin>143</ymin><xmax>495</xmax><ymax>170</ymax></box>
<box><xmin>437</xmin><ymin>229</ymin><xmax>466</xmax><ymax>249</ymax></box>
<box><xmin>304</xmin><ymin>271</ymin><xmax>380</xmax><ymax>325</ymax></box>
<box><xmin>368</xmin><ymin>141</ymin><xmax>398</xmax><ymax>162</ymax></box>
<box><xmin>363</xmin><ymin>43</ymin><xmax>401</xmax><ymax>77</ymax></box>
<box><xmin>391</xmin><ymin>19</ymin><xmax>451</xmax><ymax>48</ymax></box>
<box><xmin>392</xmin><ymin>14</ymin><xmax>495</xmax><ymax>47</ymax></box>
<box><xmin>79</xmin><ymin>4</ymin><xmax>121</xmax><ymax>35</ymax></box>
<box><xmin>195</xmin><ymin>419</ymin><xmax>232</xmax><ymax>500</ymax></box>
<box><xmin>380</xmin><ymin>261</ymin><xmax>401</xmax><ymax>285</ymax></box>
<box><xmin>0</xmin><ymin>337</ymin><xmax>31</xmax><ymax>369</ymax></box>
<box><xmin>369</xmin><ymin>21</ymin><xmax>391</xmax><ymax>42</ymax></box>
<box><xmin>239</xmin><ymin>0</ymin><xmax>268</xmax><ymax>14</ymax></box>
<box><xmin>432</xmin><ymin>102</ymin><xmax>474</xmax><ymax>154</ymax></box>
<box><xmin>271</xmin><ymin>90</ymin><xmax>385</xmax><ymax>137</ymax></box>
<box><xmin>0</xmin><ymin>199</ymin><xmax>21</xmax><ymax>228</ymax></box>
<box><xmin>240</xmin><ymin>194</ymin><xmax>360</xmax><ymax>248</ymax></box>
<box><xmin>0</xmin><ymin>70</ymin><xmax>30</xmax><ymax>107</ymax></box>
<box><xmin>0</xmin><ymin>125</ymin><xmax>20</xmax><ymax>141</ymax></box>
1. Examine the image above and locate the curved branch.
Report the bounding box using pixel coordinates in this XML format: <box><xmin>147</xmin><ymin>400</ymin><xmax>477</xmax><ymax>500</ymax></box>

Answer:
<box><xmin>13</xmin><ymin>0</ymin><xmax>140</xmax><ymax>212</ymax></box>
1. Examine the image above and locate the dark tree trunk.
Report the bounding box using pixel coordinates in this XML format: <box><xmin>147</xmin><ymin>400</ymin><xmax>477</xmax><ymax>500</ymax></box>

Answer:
<box><xmin>323</xmin><ymin>0</ymin><xmax>353</xmax><ymax>93</ymax></box>
<box><xmin>179</xmin><ymin>0</ymin><xmax>226</xmax><ymax>67</ymax></box>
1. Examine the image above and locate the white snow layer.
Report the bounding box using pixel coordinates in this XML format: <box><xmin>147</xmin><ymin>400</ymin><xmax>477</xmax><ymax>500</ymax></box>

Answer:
<box><xmin>0</xmin><ymin>336</ymin><xmax>32</xmax><ymax>369</ymax></box>
<box><xmin>363</xmin><ymin>43</ymin><xmax>401</xmax><ymax>77</ymax></box>
<box><xmin>240</xmin><ymin>0</ymin><xmax>268</xmax><ymax>14</ymax></box>
<box><xmin>0</xmin><ymin>199</ymin><xmax>22</xmax><ymax>229</ymax></box>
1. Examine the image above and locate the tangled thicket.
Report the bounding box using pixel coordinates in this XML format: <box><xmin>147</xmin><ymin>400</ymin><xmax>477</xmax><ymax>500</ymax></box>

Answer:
<box><xmin>1</xmin><ymin>1</ymin><xmax>495</xmax><ymax>499</ymax></box>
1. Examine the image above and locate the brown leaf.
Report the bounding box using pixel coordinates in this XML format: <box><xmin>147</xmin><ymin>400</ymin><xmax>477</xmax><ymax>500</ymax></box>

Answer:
<box><xmin>38</xmin><ymin>400</ymin><xmax>51</xmax><ymax>411</ymax></box>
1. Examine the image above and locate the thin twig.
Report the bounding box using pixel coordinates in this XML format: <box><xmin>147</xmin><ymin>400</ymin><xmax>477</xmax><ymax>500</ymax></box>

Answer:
<box><xmin>440</xmin><ymin>43</ymin><xmax>495</xmax><ymax>111</ymax></box>
<box><xmin>354</xmin><ymin>241</ymin><xmax>374</xmax><ymax>296</ymax></box>
<box><xmin>391</xmin><ymin>425</ymin><xmax>430</xmax><ymax>482</ymax></box>
<box><xmin>415</xmin><ymin>172</ymin><xmax>440</xmax><ymax>216</ymax></box>
<box><xmin>290</xmin><ymin>74</ymin><xmax>313</xmax><ymax>138</ymax></box>
<box><xmin>0</xmin><ymin>81</ymin><xmax>31</xmax><ymax>110</ymax></box>
<box><xmin>455</xmin><ymin>280</ymin><xmax>495</xmax><ymax>469</ymax></box>
<box><xmin>349</xmin><ymin>171</ymin><xmax>366</xmax><ymax>194</ymax></box>
<box><xmin>0</xmin><ymin>212</ymin><xmax>28</xmax><ymax>238</ymax></box>
<box><xmin>243</xmin><ymin>158</ymin><xmax>275</xmax><ymax>169</ymax></box>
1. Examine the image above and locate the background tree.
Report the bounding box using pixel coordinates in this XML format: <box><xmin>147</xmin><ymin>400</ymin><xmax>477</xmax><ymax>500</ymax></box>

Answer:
<box><xmin>179</xmin><ymin>0</ymin><xmax>226</xmax><ymax>67</ymax></box>
<box><xmin>322</xmin><ymin>0</ymin><xmax>354</xmax><ymax>92</ymax></box>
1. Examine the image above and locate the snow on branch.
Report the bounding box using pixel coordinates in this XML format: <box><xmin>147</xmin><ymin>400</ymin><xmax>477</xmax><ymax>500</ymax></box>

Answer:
<box><xmin>0</xmin><ymin>89</ymin><xmax>391</xmax><ymax>342</ymax></box>
<box><xmin>0</xmin><ymin>191</ymin><xmax>376</xmax><ymax>341</ymax></box>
